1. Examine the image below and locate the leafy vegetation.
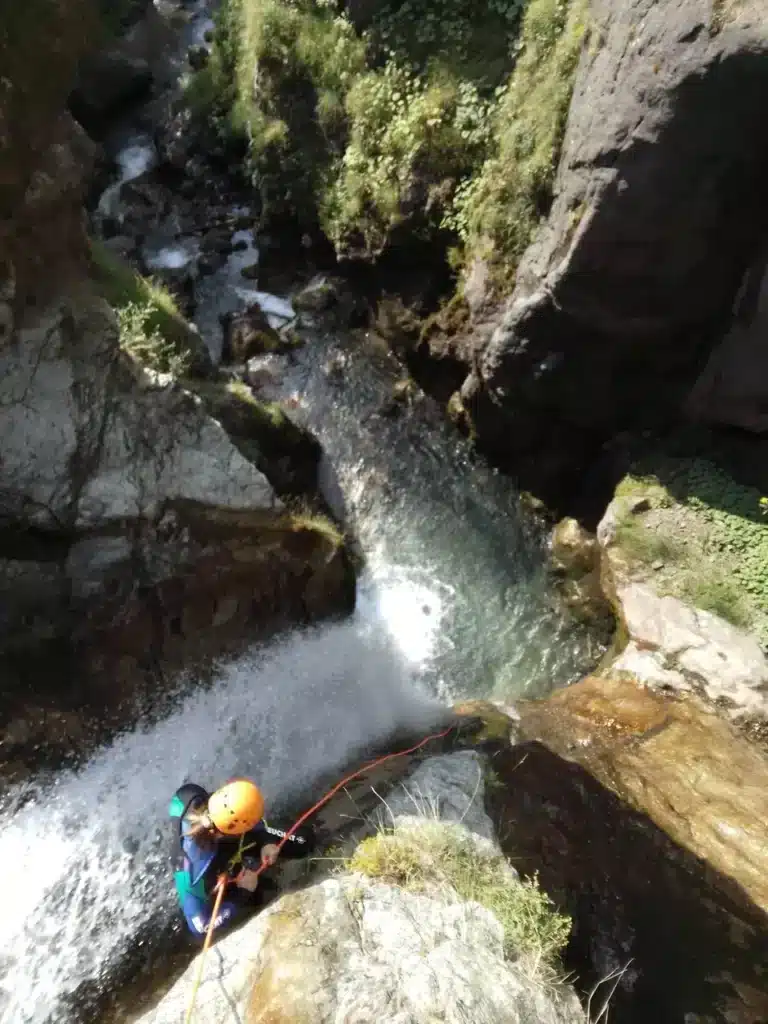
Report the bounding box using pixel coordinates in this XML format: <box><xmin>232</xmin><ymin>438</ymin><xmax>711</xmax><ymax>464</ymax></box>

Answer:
<box><xmin>348</xmin><ymin>821</ymin><xmax>571</xmax><ymax>975</ymax></box>
<box><xmin>89</xmin><ymin>240</ymin><xmax>210</xmax><ymax>375</ymax></box>
<box><xmin>116</xmin><ymin>302</ymin><xmax>191</xmax><ymax>376</ymax></box>
<box><xmin>451</xmin><ymin>0</ymin><xmax>589</xmax><ymax>276</ymax></box>
<box><xmin>192</xmin><ymin>0</ymin><xmax>587</xmax><ymax>273</ymax></box>
<box><xmin>612</xmin><ymin>460</ymin><xmax>768</xmax><ymax>645</ymax></box>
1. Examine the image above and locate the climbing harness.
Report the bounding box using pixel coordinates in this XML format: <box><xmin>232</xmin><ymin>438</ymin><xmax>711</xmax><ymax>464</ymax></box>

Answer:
<box><xmin>183</xmin><ymin>722</ymin><xmax>454</xmax><ymax>1023</ymax></box>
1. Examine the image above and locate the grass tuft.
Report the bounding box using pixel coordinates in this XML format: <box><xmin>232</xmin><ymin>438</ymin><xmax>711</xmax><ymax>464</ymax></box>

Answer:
<box><xmin>117</xmin><ymin>302</ymin><xmax>191</xmax><ymax>377</ymax></box>
<box><xmin>614</xmin><ymin>518</ymin><xmax>683</xmax><ymax>566</ymax></box>
<box><xmin>453</xmin><ymin>0</ymin><xmax>589</xmax><ymax>279</ymax></box>
<box><xmin>347</xmin><ymin>821</ymin><xmax>571</xmax><ymax>976</ymax></box>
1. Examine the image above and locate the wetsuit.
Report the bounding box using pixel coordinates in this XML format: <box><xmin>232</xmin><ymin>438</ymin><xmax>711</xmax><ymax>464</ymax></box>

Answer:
<box><xmin>169</xmin><ymin>782</ymin><xmax>314</xmax><ymax>940</ymax></box>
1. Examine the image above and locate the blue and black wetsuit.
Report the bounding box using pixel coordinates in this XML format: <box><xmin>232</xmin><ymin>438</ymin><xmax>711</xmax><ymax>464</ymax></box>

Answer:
<box><xmin>169</xmin><ymin>782</ymin><xmax>314</xmax><ymax>940</ymax></box>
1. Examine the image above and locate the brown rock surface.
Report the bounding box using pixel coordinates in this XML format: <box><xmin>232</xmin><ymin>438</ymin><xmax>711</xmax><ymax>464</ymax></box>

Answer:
<box><xmin>522</xmin><ymin>675</ymin><xmax>768</xmax><ymax>913</ymax></box>
<box><xmin>494</xmin><ymin>674</ymin><xmax>768</xmax><ymax>1023</ymax></box>
<box><xmin>550</xmin><ymin>517</ymin><xmax>614</xmax><ymax>628</ymax></box>
<box><xmin>221</xmin><ymin>304</ymin><xmax>282</xmax><ymax>363</ymax></box>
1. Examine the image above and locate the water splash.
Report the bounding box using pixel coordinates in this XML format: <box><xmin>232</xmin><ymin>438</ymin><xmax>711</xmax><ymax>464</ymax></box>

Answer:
<box><xmin>0</xmin><ymin>608</ymin><xmax>441</xmax><ymax>1024</ymax></box>
<box><xmin>97</xmin><ymin>134</ymin><xmax>157</xmax><ymax>219</ymax></box>
<box><xmin>144</xmin><ymin>243</ymin><xmax>198</xmax><ymax>271</ymax></box>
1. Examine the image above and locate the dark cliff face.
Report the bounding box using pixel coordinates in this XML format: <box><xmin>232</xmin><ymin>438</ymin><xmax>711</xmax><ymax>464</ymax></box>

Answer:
<box><xmin>0</xmin><ymin>0</ymin><xmax>99</xmax><ymax>304</ymax></box>
<box><xmin>451</xmin><ymin>0</ymin><xmax>768</xmax><ymax>510</ymax></box>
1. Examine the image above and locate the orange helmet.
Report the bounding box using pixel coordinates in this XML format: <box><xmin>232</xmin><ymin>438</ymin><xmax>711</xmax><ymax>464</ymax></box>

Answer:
<box><xmin>208</xmin><ymin>778</ymin><xmax>264</xmax><ymax>835</ymax></box>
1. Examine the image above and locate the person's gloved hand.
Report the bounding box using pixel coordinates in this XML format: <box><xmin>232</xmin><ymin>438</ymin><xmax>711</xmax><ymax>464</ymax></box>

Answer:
<box><xmin>260</xmin><ymin>843</ymin><xmax>280</xmax><ymax>868</ymax></box>
<box><xmin>234</xmin><ymin>867</ymin><xmax>260</xmax><ymax>892</ymax></box>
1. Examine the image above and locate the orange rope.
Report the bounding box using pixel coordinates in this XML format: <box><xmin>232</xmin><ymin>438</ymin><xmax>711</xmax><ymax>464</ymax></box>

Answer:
<box><xmin>183</xmin><ymin>723</ymin><xmax>453</xmax><ymax>1022</ymax></box>
<box><xmin>183</xmin><ymin>872</ymin><xmax>228</xmax><ymax>1024</ymax></box>
<box><xmin>253</xmin><ymin>724</ymin><xmax>453</xmax><ymax>875</ymax></box>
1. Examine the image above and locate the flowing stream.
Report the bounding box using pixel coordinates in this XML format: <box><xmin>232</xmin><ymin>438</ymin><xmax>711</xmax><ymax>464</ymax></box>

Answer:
<box><xmin>0</xmin><ymin>3</ymin><xmax>599</xmax><ymax>1021</ymax></box>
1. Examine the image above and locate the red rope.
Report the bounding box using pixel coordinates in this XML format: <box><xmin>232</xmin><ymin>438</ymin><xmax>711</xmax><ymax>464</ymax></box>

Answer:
<box><xmin>249</xmin><ymin>724</ymin><xmax>454</xmax><ymax>881</ymax></box>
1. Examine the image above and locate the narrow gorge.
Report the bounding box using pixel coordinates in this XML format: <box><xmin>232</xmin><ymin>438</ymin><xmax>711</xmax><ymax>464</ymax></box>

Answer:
<box><xmin>1</xmin><ymin>1</ymin><xmax>767</xmax><ymax>1023</ymax></box>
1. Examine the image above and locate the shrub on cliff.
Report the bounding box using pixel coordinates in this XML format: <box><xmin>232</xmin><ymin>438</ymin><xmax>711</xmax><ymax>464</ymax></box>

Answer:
<box><xmin>89</xmin><ymin>240</ymin><xmax>213</xmax><ymax>376</ymax></box>
<box><xmin>116</xmin><ymin>302</ymin><xmax>191</xmax><ymax>377</ymax></box>
<box><xmin>450</xmin><ymin>0</ymin><xmax>589</xmax><ymax>276</ymax></box>
<box><xmin>192</xmin><ymin>0</ymin><xmax>585</xmax><ymax>272</ymax></box>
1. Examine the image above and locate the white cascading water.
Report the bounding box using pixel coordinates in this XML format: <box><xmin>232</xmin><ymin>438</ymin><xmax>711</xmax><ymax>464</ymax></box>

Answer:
<box><xmin>0</xmin><ymin>590</ymin><xmax>444</xmax><ymax>1024</ymax></box>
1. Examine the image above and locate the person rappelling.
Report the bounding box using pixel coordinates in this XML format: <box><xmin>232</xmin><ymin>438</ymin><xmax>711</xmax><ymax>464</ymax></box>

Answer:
<box><xmin>171</xmin><ymin>725</ymin><xmax>471</xmax><ymax>1023</ymax></box>
<box><xmin>168</xmin><ymin>777</ymin><xmax>315</xmax><ymax>941</ymax></box>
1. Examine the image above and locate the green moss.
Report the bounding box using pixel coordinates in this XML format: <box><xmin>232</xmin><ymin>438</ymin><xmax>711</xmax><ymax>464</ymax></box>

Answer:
<box><xmin>615</xmin><ymin>474</ymin><xmax>674</xmax><ymax>507</ymax></box>
<box><xmin>684</xmin><ymin>573</ymin><xmax>752</xmax><ymax>629</ymax></box>
<box><xmin>612</xmin><ymin>460</ymin><xmax>768</xmax><ymax>646</ymax></box>
<box><xmin>454</xmin><ymin>0</ymin><xmax>589</xmax><ymax>280</ymax></box>
<box><xmin>614</xmin><ymin>518</ymin><xmax>683</xmax><ymax>565</ymax></box>
<box><xmin>286</xmin><ymin>507</ymin><xmax>345</xmax><ymax>549</ymax></box>
<box><xmin>348</xmin><ymin>821</ymin><xmax>571</xmax><ymax>974</ymax></box>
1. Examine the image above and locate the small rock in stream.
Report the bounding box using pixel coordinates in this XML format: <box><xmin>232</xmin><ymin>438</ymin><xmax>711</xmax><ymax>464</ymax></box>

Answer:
<box><xmin>221</xmin><ymin>304</ymin><xmax>282</xmax><ymax>363</ymax></box>
<box><xmin>187</xmin><ymin>46</ymin><xmax>209</xmax><ymax>71</ymax></box>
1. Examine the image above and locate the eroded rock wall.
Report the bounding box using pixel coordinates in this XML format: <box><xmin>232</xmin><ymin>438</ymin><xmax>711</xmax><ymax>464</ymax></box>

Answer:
<box><xmin>456</xmin><ymin>0</ymin><xmax>768</xmax><ymax>505</ymax></box>
<box><xmin>501</xmin><ymin>679</ymin><xmax>768</xmax><ymax>1024</ymax></box>
<box><xmin>0</xmin><ymin>287</ymin><xmax>354</xmax><ymax>780</ymax></box>
<box><xmin>0</xmin><ymin>2</ymin><xmax>355</xmax><ymax>780</ymax></box>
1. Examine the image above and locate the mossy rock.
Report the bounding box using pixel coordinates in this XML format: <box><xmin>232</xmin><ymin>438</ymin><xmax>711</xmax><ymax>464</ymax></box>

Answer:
<box><xmin>550</xmin><ymin>517</ymin><xmax>598</xmax><ymax>578</ymax></box>
<box><xmin>187</xmin><ymin>377</ymin><xmax>321</xmax><ymax>497</ymax></box>
<box><xmin>451</xmin><ymin>700</ymin><xmax>518</xmax><ymax>745</ymax></box>
<box><xmin>221</xmin><ymin>304</ymin><xmax>282</xmax><ymax>364</ymax></box>
<box><xmin>559</xmin><ymin>570</ymin><xmax>614</xmax><ymax>628</ymax></box>
<box><xmin>605</xmin><ymin>458</ymin><xmax>768</xmax><ymax>648</ymax></box>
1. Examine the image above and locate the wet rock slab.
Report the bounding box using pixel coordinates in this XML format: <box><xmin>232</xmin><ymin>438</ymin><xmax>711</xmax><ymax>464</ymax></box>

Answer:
<box><xmin>0</xmin><ymin>295</ymin><xmax>354</xmax><ymax>780</ymax></box>
<box><xmin>497</xmin><ymin>675</ymin><xmax>768</xmax><ymax>1023</ymax></box>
